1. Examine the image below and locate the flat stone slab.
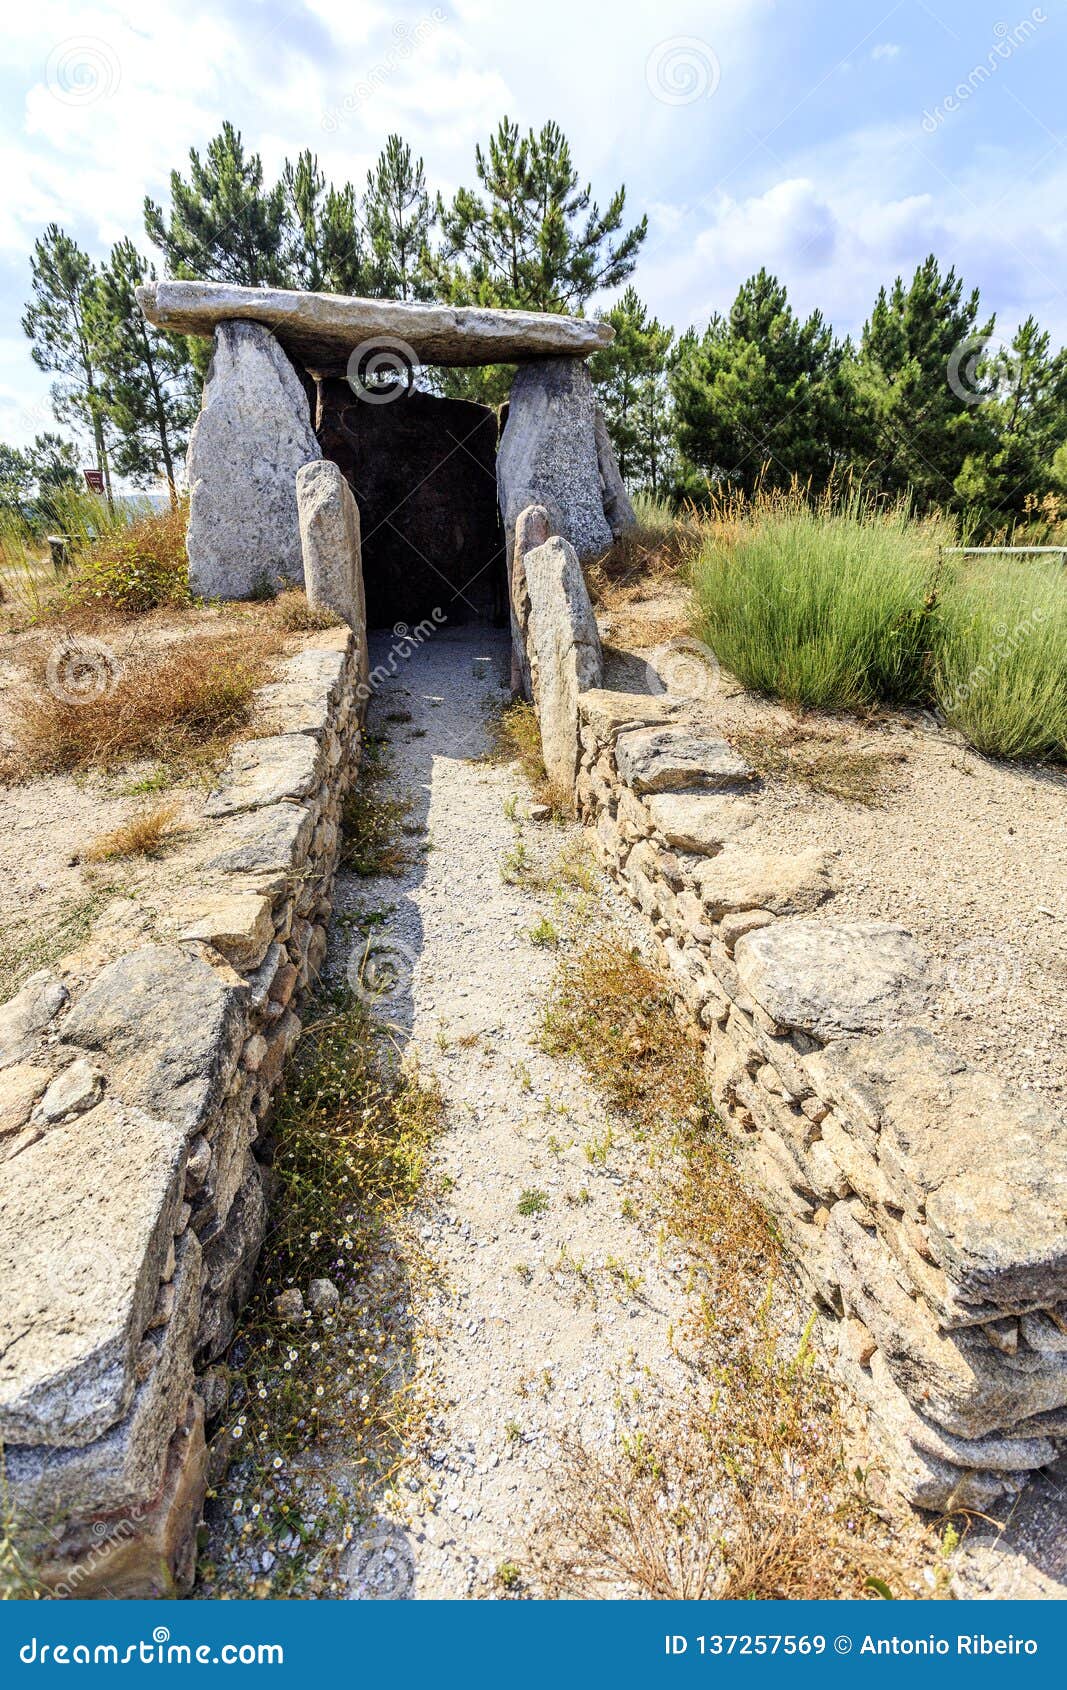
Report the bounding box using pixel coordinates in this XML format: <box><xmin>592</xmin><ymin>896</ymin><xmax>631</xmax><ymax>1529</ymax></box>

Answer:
<box><xmin>201</xmin><ymin>802</ymin><xmax>314</xmax><ymax>891</ymax></box>
<box><xmin>0</xmin><ymin>1099</ymin><xmax>186</xmax><ymax>1447</ymax></box>
<box><xmin>692</xmin><ymin>849</ymin><xmax>835</xmax><ymax>922</ymax></box>
<box><xmin>0</xmin><ymin>973</ymin><xmax>68</xmax><ymax>1069</ymax></box>
<box><xmin>138</xmin><ymin>281</ymin><xmax>611</xmax><ymax>372</ymax></box>
<box><xmin>61</xmin><ymin>946</ymin><xmax>244</xmax><ymax>1138</ymax></box>
<box><xmin>578</xmin><ymin>689</ymin><xmax>684</xmax><ymax>742</ymax></box>
<box><xmin>808</xmin><ymin>1027</ymin><xmax>1067</xmax><ymax>1307</ymax></box>
<box><xmin>204</xmin><ymin>734</ymin><xmax>320</xmax><ymax>817</ymax></box>
<box><xmin>614</xmin><ymin>727</ymin><xmax>752</xmax><ymax>795</ymax></box>
<box><xmin>6</xmin><ymin>1234</ymin><xmax>200</xmax><ymax>1519</ymax></box>
<box><xmin>735</xmin><ymin>918</ymin><xmax>927</xmax><ymax>1036</ymax></box>
<box><xmin>645</xmin><ymin>791</ymin><xmax>757</xmax><ymax>853</ymax></box>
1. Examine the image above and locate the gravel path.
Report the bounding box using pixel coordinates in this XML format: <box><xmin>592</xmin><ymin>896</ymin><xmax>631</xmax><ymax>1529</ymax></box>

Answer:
<box><xmin>326</xmin><ymin>627</ymin><xmax>700</xmax><ymax>1599</ymax></box>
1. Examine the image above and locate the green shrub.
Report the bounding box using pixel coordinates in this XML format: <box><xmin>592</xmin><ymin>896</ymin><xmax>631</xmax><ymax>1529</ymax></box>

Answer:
<box><xmin>935</xmin><ymin>556</ymin><xmax>1067</xmax><ymax>760</ymax></box>
<box><xmin>691</xmin><ymin>490</ymin><xmax>944</xmax><ymax>710</ymax></box>
<box><xmin>67</xmin><ymin>501</ymin><xmax>189</xmax><ymax>612</ymax></box>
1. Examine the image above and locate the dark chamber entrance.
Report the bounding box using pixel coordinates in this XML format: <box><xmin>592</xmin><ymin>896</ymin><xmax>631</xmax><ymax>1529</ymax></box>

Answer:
<box><xmin>315</xmin><ymin>381</ymin><xmax>505</xmax><ymax>629</ymax></box>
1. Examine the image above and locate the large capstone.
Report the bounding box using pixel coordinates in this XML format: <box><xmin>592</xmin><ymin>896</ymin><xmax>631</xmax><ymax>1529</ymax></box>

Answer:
<box><xmin>497</xmin><ymin>359</ymin><xmax>613</xmax><ymax>563</ymax></box>
<box><xmin>138</xmin><ymin>281</ymin><xmax>612</xmax><ymax>370</ymax></box>
<box><xmin>186</xmin><ymin>321</ymin><xmax>321</xmax><ymax>600</ymax></box>
<box><xmin>316</xmin><ymin>382</ymin><xmax>503</xmax><ymax>627</ymax></box>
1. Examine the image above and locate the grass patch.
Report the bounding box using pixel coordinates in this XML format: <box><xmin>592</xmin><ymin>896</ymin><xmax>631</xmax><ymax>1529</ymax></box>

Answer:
<box><xmin>692</xmin><ymin>488</ymin><xmax>941</xmax><ymax>712</ymax></box>
<box><xmin>534</xmin><ymin>933</ymin><xmax>944</xmax><ymax>1599</ymax></box>
<box><xmin>481</xmin><ymin>700</ymin><xmax>570</xmax><ymax>815</ymax></box>
<box><xmin>517</xmin><ymin>1188</ymin><xmax>550</xmax><ymax>1217</ymax></box>
<box><xmin>935</xmin><ymin>555</ymin><xmax>1067</xmax><ymax>760</ymax></box>
<box><xmin>271</xmin><ymin>590</ymin><xmax>344</xmax><ymax>633</ymax></box>
<box><xmin>197</xmin><ymin>990</ymin><xmax>443</xmax><ymax>1599</ymax></box>
<box><xmin>339</xmin><ymin>749</ymin><xmax>414</xmax><ymax>878</ymax></box>
<box><xmin>0</xmin><ymin>888</ymin><xmax>114</xmax><ymax>994</ymax></box>
<box><xmin>84</xmin><ymin>801</ymin><xmax>181</xmax><ymax>861</ymax></box>
<box><xmin>541</xmin><ymin>938</ymin><xmax>710</xmax><ymax>1132</ymax></box>
<box><xmin>4</xmin><ymin>631</ymin><xmax>280</xmax><ymax>780</ymax></box>
<box><xmin>732</xmin><ymin>723</ymin><xmax>906</xmax><ymax>806</ymax></box>
<box><xmin>682</xmin><ymin>483</ymin><xmax>1067</xmax><ymax>763</ymax></box>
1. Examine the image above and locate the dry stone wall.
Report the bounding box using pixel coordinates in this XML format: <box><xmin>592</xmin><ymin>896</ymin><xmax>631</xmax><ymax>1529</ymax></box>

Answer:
<box><xmin>0</xmin><ymin>628</ymin><xmax>363</xmax><ymax>1597</ymax></box>
<box><xmin>572</xmin><ymin>685</ymin><xmax>1067</xmax><ymax>1513</ymax></box>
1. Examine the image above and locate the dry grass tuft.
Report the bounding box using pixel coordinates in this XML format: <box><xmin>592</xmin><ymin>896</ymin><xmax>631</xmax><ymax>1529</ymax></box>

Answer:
<box><xmin>732</xmin><ymin>722</ymin><xmax>907</xmax><ymax>806</ymax></box>
<box><xmin>541</xmin><ymin>937</ymin><xmax>710</xmax><ymax>1131</ymax></box>
<box><xmin>271</xmin><ymin>589</ymin><xmax>344</xmax><ymax>633</ymax></box>
<box><xmin>4</xmin><ymin>631</ymin><xmax>281</xmax><ymax>780</ymax></box>
<box><xmin>480</xmin><ymin>699</ymin><xmax>571</xmax><ymax>816</ymax></box>
<box><xmin>65</xmin><ymin>502</ymin><xmax>190</xmax><ymax>614</ymax></box>
<box><xmin>534</xmin><ymin>933</ymin><xmax>946</xmax><ymax>1600</ymax></box>
<box><xmin>84</xmin><ymin>800</ymin><xmax>181</xmax><ymax>862</ymax></box>
<box><xmin>339</xmin><ymin>740</ymin><xmax>416</xmax><ymax>877</ymax></box>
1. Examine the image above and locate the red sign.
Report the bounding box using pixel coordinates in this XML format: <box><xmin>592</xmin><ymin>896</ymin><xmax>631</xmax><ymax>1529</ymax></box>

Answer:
<box><xmin>83</xmin><ymin>469</ymin><xmax>104</xmax><ymax>494</ymax></box>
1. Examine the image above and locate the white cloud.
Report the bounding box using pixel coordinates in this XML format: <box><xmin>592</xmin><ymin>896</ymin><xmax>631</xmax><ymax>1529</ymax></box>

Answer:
<box><xmin>871</xmin><ymin>42</ymin><xmax>902</xmax><ymax>61</ymax></box>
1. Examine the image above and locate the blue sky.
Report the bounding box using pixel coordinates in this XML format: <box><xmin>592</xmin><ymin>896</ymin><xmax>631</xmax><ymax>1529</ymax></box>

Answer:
<box><xmin>2</xmin><ymin>0</ymin><xmax>1065</xmax><ymax>460</ymax></box>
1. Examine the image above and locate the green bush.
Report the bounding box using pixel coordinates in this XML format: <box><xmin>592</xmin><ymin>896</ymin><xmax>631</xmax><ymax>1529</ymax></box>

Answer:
<box><xmin>692</xmin><ymin>491</ymin><xmax>943</xmax><ymax>710</ymax></box>
<box><xmin>687</xmin><ymin>487</ymin><xmax>1067</xmax><ymax>762</ymax></box>
<box><xmin>935</xmin><ymin>556</ymin><xmax>1067</xmax><ymax>760</ymax></box>
<box><xmin>67</xmin><ymin>500</ymin><xmax>189</xmax><ymax>612</ymax></box>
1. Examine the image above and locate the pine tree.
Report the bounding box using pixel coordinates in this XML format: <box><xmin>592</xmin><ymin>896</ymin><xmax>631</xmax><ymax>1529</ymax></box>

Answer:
<box><xmin>854</xmin><ymin>254</ymin><xmax>991</xmax><ymax>509</ymax></box>
<box><xmin>431</xmin><ymin>119</ymin><xmax>646</xmax><ymax>313</ymax></box>
<box><xmin>90</xmin><ymin>239</ymin><xmax>199</xmax><ymax>503</ymax></box>
<box><xmin>27</xmin><ymin>433</ymin><xmax>81</xmax><ymax>523</ymax></box>
<box><xmin>953</xmin><ymin>317</ymin><xmax>1067</xmax><ymax>529</ymax></box>
<box><xmin>591</xmin><ymin>287</ymin><xmax>675</xmax><ymax>494</ymax></box>
<box><xmin>364</xmin><ymin>136</ymin><xmax>433</xmax><ymax>300</ymax></box>
<box><xmin>22</xmin><ymin>225</ymin><xmax>113</xmax><ymax>506</ymax></box>
<box><xmin>670</xmin><ymin>270</ymin><xmax>852</xmax><ymax>496</ymax></box>
<box><xmin>282</xmin><ymin>150</ymin><xmax>366</xmax><ymax>294</ymax></box>
<box><xmin>144</xmin><ymin>122</ymin><xmax>289</xmax><ymax>287</ymax></box>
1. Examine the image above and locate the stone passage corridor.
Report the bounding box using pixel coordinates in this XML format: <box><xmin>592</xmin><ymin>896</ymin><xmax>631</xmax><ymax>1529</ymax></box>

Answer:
<box><xmin>325</xmin><ymin>627</ymin><xmax>697</xmax><ymax>1598</ymax></box>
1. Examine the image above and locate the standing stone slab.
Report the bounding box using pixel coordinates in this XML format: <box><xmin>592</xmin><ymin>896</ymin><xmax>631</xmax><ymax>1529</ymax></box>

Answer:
<box><xmin>295</xmin><ymin>459</ymin><xmax>369</xmax><ymax>695</ymax></box>
<box><xmin>594</xmin><ymin>407</ymin><xmax>637</xmax><ymax>537</ymax></box>
<box><xmin>186</xmin><ymin>321</ymin><xmax>321</xmax><ymax>600</ymax></box>
<box><xmin>497</xmin><ymin>359</ymin><xmax>613</xmax><ymax>562</ymax></box>
<box><xmin>522</xmin><ymin>536</ymin><xmax>603</xmax><ymax>802</ymax></box>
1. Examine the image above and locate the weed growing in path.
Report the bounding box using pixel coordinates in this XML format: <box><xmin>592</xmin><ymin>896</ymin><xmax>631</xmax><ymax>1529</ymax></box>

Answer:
<box><xmin>197</xmin><ymin>991</ymin><xmax>443</xmax><ymax>1598</ymax></box>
